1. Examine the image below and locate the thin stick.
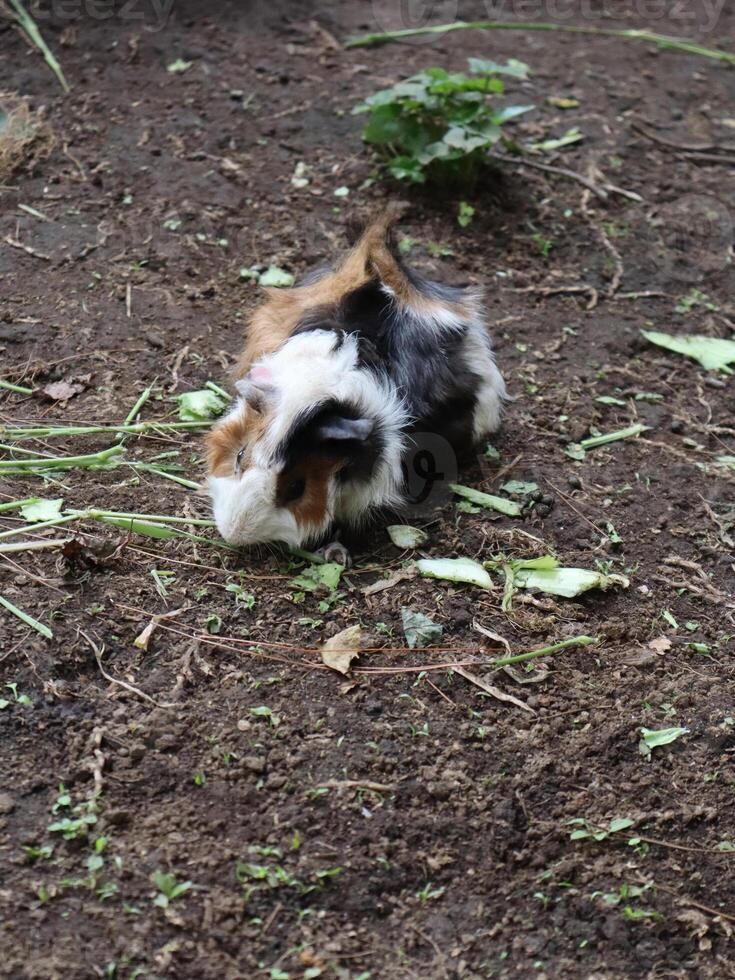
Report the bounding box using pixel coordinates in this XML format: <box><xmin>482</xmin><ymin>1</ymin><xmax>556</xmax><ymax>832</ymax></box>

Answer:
<box><xmin>344</xmin><ymin>20</ymin><xmax>735</xmax><ymax>64</ymax></box>
<box><xmin>488</xmin><ymin>151</ymin><xmax>608</xmax><ymax>200</ymax></box>
<box><xmin>2</xmin><ymin>236</ymin><xmax>51</xmax><ymax>261</ymax></box>
<box><xmin>79</xmin><ymin>629</ymin><xmax>176</xmax><ymax>708</ymax></box>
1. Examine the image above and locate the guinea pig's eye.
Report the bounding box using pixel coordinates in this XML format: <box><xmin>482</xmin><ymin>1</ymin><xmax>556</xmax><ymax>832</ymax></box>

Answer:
<box><xmin>235</xmin><ymin>447</ymin><xmax>246</xmax><ymax>472</ymax></box>
<box><xmin>283</xmin><ymin>476</ymin><xmax>306</xmax><ymax>503</ymax></box>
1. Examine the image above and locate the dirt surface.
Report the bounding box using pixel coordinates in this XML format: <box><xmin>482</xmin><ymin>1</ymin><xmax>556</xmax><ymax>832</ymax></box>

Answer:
<box><xmin>2</xmin><ymin>2</ymin><xmax>735</xmax><ymax>978</ymax></box>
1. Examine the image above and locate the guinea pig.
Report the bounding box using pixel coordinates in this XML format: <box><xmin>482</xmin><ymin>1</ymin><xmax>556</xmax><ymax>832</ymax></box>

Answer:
<box><xmin>206</xmin><ymin>206</ymin><xmax>506</xmax><ymax>552</ymax></box>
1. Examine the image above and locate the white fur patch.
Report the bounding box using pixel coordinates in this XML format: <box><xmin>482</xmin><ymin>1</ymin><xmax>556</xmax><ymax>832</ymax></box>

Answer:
<box><xmin>209</xmin><ymin>468</ymin><xmax>300</xmax><ymax>546</ymax></box>
<box><xmin>461</xmin><ymin>319</ymin><xmax>506</xmax><ymax>441</ymax></box>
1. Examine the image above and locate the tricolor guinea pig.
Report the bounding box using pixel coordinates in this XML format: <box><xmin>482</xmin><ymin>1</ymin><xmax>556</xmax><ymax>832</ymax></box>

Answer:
<box><xmin>206</xmin><ymin>207</ymin><xmax>506</xmax><ymax>552</ymax></box>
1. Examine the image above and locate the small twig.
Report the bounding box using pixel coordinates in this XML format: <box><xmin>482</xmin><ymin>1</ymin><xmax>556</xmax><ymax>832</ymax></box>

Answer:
<box><xmin>653</xmin><ymin>882</ymin><xmax>735</xmax><ymax>925</ymax></box>
<box><xmin>631</xmin><ymin>120</ymin><xmax>735</xmax><ymax>154</ymax></box>
<box><xmin>510</xmin><ymin>283</ymin><xmax>599</xmax><ymax>310</ymax></box>
<box><xmin>452</xmin><ymin>664</ymin><xmax>534</xmax><ymax>714</ymax></box>
<box><xmin>3</xmin><ymin>235</ymin><xmax>51</xmax><ymax>261</ymax></box>
<box><xmin>260</xmin><ymin>902</ymin><xmax>283</xmax><ymax>937</ymax></box>
<box><xmin>80</xmin><ymin>629</ymin><xmax>176</xmax><ymax>708</ymax></box>
<box><xmin>488</xmin><ymin>151</ymin><xmax>608</xmax><ymax>200</ymax></box>
<box><xmin>313</xmin><ymin>779</ymin><xmax>396</xmax><ymax>793</ymax></box>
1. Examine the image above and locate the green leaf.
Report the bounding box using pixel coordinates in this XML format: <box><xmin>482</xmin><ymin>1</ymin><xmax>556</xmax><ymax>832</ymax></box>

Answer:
<box><xmin>449</xmin><ymin>483</ymin><xmax>521</xmax><ymax>516</ymax></box>
<box><xmin>259</xmin><ymin>266</ymin><xmax>295</xmax><ymax>288</ymax></box>
<box><xmin>467</xmin><ymin>56</ymin><xmax>530</xmax><ymax>78</ymax></box>
<box><xmin>457</xmin><ymin>202</ymin><xmax>475</xmax><ymax>228</ymax></box>
<box><xmin>415</xmin><ymin>556</ymin><xmax>493</xmax><ymax>589</ymax></box>
<box><xmin>500</xmin><ymin>480</ymin><xmax>538</xmax><ymax>495</ymax></box>
<box><xmin>401</xmin><ymin>608</ymin><xmax>443</xmax><ymax>649</ymax></box>
<box><xmin>639</xmin><ymin>726</ymin><xmax>689</xmax><ymax>753</ymax></box>
<box><xmin>19</xmin><ymin>498</ymin><xmax>64</xmax><ymax>522</ymax></box>
<box><xmin>387</xmin><ymin>525</ymin><xmax>428</xmax><ymax>549</ymax></box>
<box><xmin>290</xmin><ymin>562</ymin><xmax>343</xmax><ymax>593</ymax></box>
<box><xmin>492</xmin><ymin>104</ymin><xmax>534</xmax><ymax>123</ymax></box>
<box><xmin>513</xmin><ymin>566</ymin><xmax>629</xmax><ymax>598</ymax></box>
<box><xmin>642</xmin><ymin>330</ymin><xmax>735</xmax><ymax>372</ymax></box>
<box><xmin>176</xmin><ymin>389</ymin><xmax>228</xmax><ymax>421</ymax></box>
<box><xmin>167</xmin><ymin>58</ymin><xmax>192</xmax><ymax>73</ymax></box>
<box><xmin>609</xmin><ymin>817</ymin><xmax>635</xmax><ymax>833</ymax></box>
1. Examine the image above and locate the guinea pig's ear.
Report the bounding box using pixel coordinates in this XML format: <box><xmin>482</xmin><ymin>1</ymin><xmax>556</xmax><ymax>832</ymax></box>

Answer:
<box><xmin>314</xmin><ymin>415</ymin><xmax>374</xmax><ymax>444</ymax></box>
<box><xmin>235</xmin><ymin>377</ymin><xmax>275</xmax><ymax>415</ymax></box>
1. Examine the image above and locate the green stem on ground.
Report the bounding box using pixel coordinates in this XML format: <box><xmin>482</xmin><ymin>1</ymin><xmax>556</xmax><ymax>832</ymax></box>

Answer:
<box><xmin>1</xmin><ymin>420</ymin><xmax>208</xmax><ymax>440</ymax></box>
<box><xmin>205</xmin><ymin>380</ymin><xmax>231</xmax><ymax>401</ymax></box>
<box><xmin>0</xmin><ymin>445</ymin><xmax>124</xmax><ymax>471</ymax></box>
<box><xmin>0</xmin><ymin>513</ymin><xmax>85</xmax><ymax>541</ymax></box>
<box><xmin>0</xmin><ymin>497</ymin><xmax>39</xmax><ymax>513</ymax></box>
<box><xmin>0</xmin><ymin>593</ymin><xmax>53</xmax><ymax>638</ymax></box>
<box><xmin>580</xmin><ymin>423</ymin><xmax>648</xmax><ymax>449</ymax></box>
<box><xmin>491</xmin><ymin>634</ymin><xmax>599</xmax><ymax>667</ymax></box>
<box><xmin>9</xmin><ymin>0</ymin><xmax>70</xmax><ymax>91</ymax></box>
<box><xmin>70</xmin><ymin>508</ymin><xmax>216</xmax><ymax>527</ymax></box>
<box><xmin>124</xmin><ymin>385</ymin><xmax>154</xmax><ymax>424</ymax></box>
<box><xmin>344</xmin><ymin>20</ymin><xmax>735</xmax><ymax>64</ymax></box>
<box><xmin>0</xmin><ymin>379</ymin><xmax>34</xmax><ymax>395</ymax></box>
<box><xmin>132</xmin><ymin>464</ymin><xmax>202</xmax><ymax>490</ymax></box>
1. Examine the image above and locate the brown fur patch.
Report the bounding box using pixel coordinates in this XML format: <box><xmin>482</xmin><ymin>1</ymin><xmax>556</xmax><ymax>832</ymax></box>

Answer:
<box><xmin>276</xmin><ymin>454</ymin><xmax>345</xmax><ymax>531</ymax></box>
<box><xmin>205</xmin><ymin>407</ymin><xmax>269</xmax><ymax>477</ymax></box>
<box><xmin>234</xmin><ymin>205</ymin><xmax>416</xmax><ymax>379</ymax></box>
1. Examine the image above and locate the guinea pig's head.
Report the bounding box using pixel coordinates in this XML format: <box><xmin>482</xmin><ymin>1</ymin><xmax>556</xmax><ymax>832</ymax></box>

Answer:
<box><xmin>205</xmin><ymin>332</ymin><xmax>399</xmax><ymax>548</ymax></box>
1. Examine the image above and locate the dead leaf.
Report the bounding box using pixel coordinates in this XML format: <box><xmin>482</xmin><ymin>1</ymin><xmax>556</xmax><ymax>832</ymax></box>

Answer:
<box><xmin>363</xmin><ymin>564</ymin><xmax>417</xmax><ymax>596</ymax></box>
<box><xmin>41</xmin><ymin>379</ymin><xmax>86</xmax><ymax>401</ymax></box>
<box><xmin>502</xmin><ymin>663</ymin><xmax>550</xmax><ymax>685</ymax></box>
<box><xmin>648</xmin><ymin>636</ymin><xmax>672</xmax><ymax>655</ymax></box>
<box><xmin>452</xmin><ymin>665</ymin><xmax>535</xmax><ymax>714</ymax></box>
<box><xmin>622</xmin><ymin>635</ymin><xmax>671</xmax><ymax>667</ymax></box>
<box><xmin>321</xmin><ymin>625</ymin><xmax>362</xmax><ymax>675</ymax></box>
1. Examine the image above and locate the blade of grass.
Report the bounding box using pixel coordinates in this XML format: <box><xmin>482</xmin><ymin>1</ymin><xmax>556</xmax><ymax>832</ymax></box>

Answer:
<box><xmin>9</xmin><ymin>0</ymin><xmax>70</xmax><ymax>91</ymax></box>
<box><xmin>0</xmin><ymin>593</ymin><xmax>53</xmax><ymax>639</ymax></box>
<box><xmin>580</xmin><ymin>423</ymin><xmax>648</xmax><ymax>450</ymax></box>
<box><xmin>0</xmin><ymin>379</ymin><xmax>34</xmax><ymax>395</ymax></box>
<box><xmin>344</xmin><ymin>20</ymin><xmax>735</xmax><ymax>64</ymax></box>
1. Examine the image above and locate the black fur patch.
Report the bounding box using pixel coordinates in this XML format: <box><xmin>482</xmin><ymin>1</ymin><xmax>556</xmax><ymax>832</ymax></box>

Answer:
<box><xmin>274</xmin><ymin>398</ymin><xmax>385</xmax><ymax>483</ymax></box>
<box><xmin>290</xmin><ymin>264</ymin><xmax>483</xmax><ymax>455</ymax></box>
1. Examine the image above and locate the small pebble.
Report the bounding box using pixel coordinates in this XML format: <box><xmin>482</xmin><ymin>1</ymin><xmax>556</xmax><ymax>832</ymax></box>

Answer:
<box><xmin>670</xmin><ymin>419</ymin><xmax>684</xmax><ymax>433</ymax></box>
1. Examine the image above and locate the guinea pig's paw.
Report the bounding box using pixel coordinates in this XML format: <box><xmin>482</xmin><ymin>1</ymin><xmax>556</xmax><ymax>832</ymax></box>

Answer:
<box><xmin>318</xmin><ymin>540</ymin><xmax>352</xmax><ymax>569</ymax></box>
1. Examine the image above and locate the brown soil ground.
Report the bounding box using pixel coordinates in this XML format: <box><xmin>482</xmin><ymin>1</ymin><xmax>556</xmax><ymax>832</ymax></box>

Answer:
<box><xmin>1</xmin><ymin>2</ymin><xmax>735</xmax><ymax>978</ymax></box>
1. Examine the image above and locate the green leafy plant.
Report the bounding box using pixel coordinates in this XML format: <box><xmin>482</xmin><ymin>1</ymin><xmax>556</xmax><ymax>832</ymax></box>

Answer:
<box><xmin>152</xmin><ymin>871</ymin><xmax>193</xmax><ymax>908</ymax></box>
<box><xmin>353</xmin><ymin>58</ymin><xmax>532</xmax><ymax>187</ymax></box>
